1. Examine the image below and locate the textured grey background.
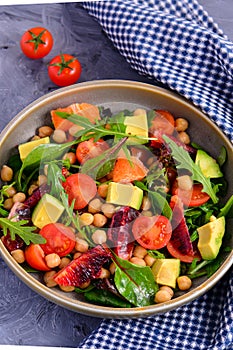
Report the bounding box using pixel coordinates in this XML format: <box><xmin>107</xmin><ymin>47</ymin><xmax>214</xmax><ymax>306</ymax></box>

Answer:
<box><xmin>0</xmin><ymin>1</ymin><xmax>232</xmax><ymax>347</ymax></box>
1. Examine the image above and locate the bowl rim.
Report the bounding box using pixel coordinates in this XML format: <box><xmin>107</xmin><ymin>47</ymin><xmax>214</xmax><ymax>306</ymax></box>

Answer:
<box><xmin>0</xmin><ymin>79</ymin><xmax>232</xmax><ymax>318</ymax></box>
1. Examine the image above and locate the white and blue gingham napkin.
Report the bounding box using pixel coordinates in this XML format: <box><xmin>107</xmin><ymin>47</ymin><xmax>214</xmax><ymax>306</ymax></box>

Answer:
<box><xmin>79</xmin><ymin>1</ymin><xmax>233</xmax><ymax>349</ymax></box>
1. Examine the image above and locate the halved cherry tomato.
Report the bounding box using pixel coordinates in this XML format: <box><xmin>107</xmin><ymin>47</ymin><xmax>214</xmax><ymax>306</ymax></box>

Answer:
<box><xmin>39</xmin><ymin>223</ymin><xmax>76</xmax><ymax>257</ymax></box>
<box><xmin>172</xmin><ymin>181</ymin><xmax>210</xmax><ymax>207</ymax></box>
<box><xmin>167</xmin><ymin>241</ymin><xmax>201</xmax><ymax>263</ymax></box>
<box><xmin>20</xmin><ymin>27</ymin><xmax>53</xmax><ymax>59</ymax></box>
<box><xmin>62</xmin><ymin>173</ymin><xmax>97</xmax><ymax>210</ymax></box>
<box><xmin>25</xmin><ymin>244</ymin><xmax>50</xmax><ymax>271</ymax></box>
<box><xmin>48</xmin><ymin>53</ymin><xmax>82</xmax><ymax>87</ymax></box>
<box><xmin>76</xmin><ymin>138</ymin><xmax>109</xmax><ymax>164</ymax></box>
<box><xmin>132</xmin><ymin>215</ymin><xmax>172</xmax><ymax>250</ymax></box>
<box><xmin>149</xmin><ymin>110</ymin><xmax>175</xmax><ymax>136</ymax></box>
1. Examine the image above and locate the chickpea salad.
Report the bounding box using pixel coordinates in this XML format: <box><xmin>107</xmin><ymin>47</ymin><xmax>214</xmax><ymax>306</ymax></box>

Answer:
<box><xmin>0</xmin><ymin>102</ymin><xmax>232</xmax><ymax>308</ymax></box>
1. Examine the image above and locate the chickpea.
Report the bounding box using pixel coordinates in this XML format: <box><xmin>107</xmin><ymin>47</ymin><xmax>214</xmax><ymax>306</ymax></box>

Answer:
<box><xmin>178</xmin><ymin>131</ymin><xmax>190</xmax><ymax>144</ymax></box>
<box><xmin>133</xmin><ymin>245</ymin><xmax>147</xmax><ymax>259</ymax></box>
<box><xmin>13</xmin><ymin>192</ymin><xmax>26</xmax><ymax>203</ymax></box>
<box><xmin>43</xmin><ymin>164</ymin><xmax>49</xmax><ymax>176</ymax></box>
<box><xmin>141</xmin><ymin>210</ymin><xmax>153</xmax><ymax>217</ymax></box>
<box><xmin>101</xmin><ymin>203</ymin><xmax>115</xmax><ymax>218</ymax></box>
<box><xmin>52</xmin><ymin>129</ymin><xmax>67</xmax><ymax>143</ymax></box>
<box><xmin>38</xmin><ymin>125</ymin><xmax>54</xmax><ymax>138</ymax></box>
<box><xmin>155</xmin><ymin>289</ymin><xmax>172</xmax><ymax>303</ymax></box>
<box><xmin>97</xmin><ymin>183</ymin><xmax>108</xmax><ymax>198</ymax></box>
<box><xmin>93</xmin><ymin>213</ymin><xmax>107</xmax><ymax>227</ymax></box>
<box><xmin>79</xmin><ymin>212</ymin><xmax>94</xmax><ymax>226</ymax></box>
<box><xmin>73</xmin><ymin>252</ymin><xmax>82</xmax><ymax>259</ymax></box>
<box><xmin>99</xmin><ymin>267</ymin><xmax>111</xmax><ymax>279</ymax></box>
<box><xmin>38</xmin><ymin>174</ymin><xmax>47</xmax><ymax>186</ymax></box>
<box><xmin>133</xmin><ymin>108</ymin><xmax>147</xmax><ymax>116</ymax></box>
<box><xmin>59</xmin><ymin>285</ymin><xmax>75</xmax><ymax>292</ymax></box>
<box><xmin>28</xmin><ymin>184</ymin><xmax>38</xmax><ymax>196</ymax></box>
<box><xmin>144</xmin><ymin>254</ymin><xmax>156</xmax><ymax>267</ymax></box>
<box><xmin>59</xmin><ymin>257</ymin><xmax>71</xmax><ymax>269</ymax></box>
<box><xmin>177</xmin><ymin>276</ymin><xmax>192</xmax><ymax>290</ymax></box>
<box><xmin>1</xmin><ymin>165</ymin><xmax>13</xmax><ymax>182</ymax></box>
<box><xmin>177</xmin><ymin>175</ymin><xmax>193</xmax><ymax>191</ymax></box>
<box><xmin>45</xmin><ymin>253</ymin><xmax>61</xmax><ymax>268</ymax></box>
<box><xmin>31</xmin><ymin>135</ymin><xmax>40</xmax><ymax>141</ymax></box>
<box><xmin>92</xmin><ymin>229</ymin><xmax>107</xmax><ymax>245</ymax></box>
<box><xmin>88</xmin><ymin>198</ymin><xmax>102</xmax><ymax>214</ymax></box>
<box><xmin>109</xmin><ymin>262</ymin><xmax>116</xmax><ymax>275</ymax></box>
<box><xmin>147</xmin><ymin>157</ymin><xmax>154</xmax><ymax>167</ymax></box>
<box><xmin>160</xmin><ymin>285</ymin><xmax>174</xmax><ymax>298</ymax></box>
<box><xmin>130</xmin><ymin>257</ymin><xmax>146</xmax><ymax>266</ymax></box>
<box><xmin>11</xmin><ymin>249</ymin><xmax>25</xmax><ymax>264</ymax></box>
<box><xmin>3</xmin><ymin>198</ymin><xmax>14</xmax><ymax>210</ymax></box>
<box><xmin>75</xmin><ymin>237</ymin><xmax>89</xmax><ymax>253</ymax></box>
<box><xmin>69</xmin><ymin>124</ymin><xmax>84</xmax><ymax>137</ymax></box>
<box><xmin>79</xmin><ymin>281</ymin><xmax>91</xmax><ymax>289</ymax></box>
<box><xmin>175</xmin><ymin>118</ymin><xmax>189</xmax><ymax>132</ymax></box>
<box><xmin>141</xmin><ymin>196</ymin><xmax>151</xmax><ymax>211</ymax></box>
<box><xmin>44</xmin><ymin>271</ymin><xmax>57</xmax><ymax>288</ymax></box>
<box><xmin>4</xmin><ymin>186</ymin><xmax>17</xmax><ymax>197</ymax></box>
<box><xmin>63</xmin><ymin>152</ymin><xmax>76</xmax><ymax>165</ymax></box>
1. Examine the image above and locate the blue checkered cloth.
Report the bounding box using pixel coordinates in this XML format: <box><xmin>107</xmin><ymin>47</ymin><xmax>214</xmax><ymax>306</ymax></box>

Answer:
<box><xmin>79</xmin><ymin>1</ymin><xmax>233</xmax><ymax>349</ymax></box>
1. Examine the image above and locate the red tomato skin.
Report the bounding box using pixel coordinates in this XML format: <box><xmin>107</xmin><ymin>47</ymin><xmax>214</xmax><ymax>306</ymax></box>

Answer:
<box><xmin>20</xmin><ymin>27</ymin><xmax>53</xmax><ymax>59</ymax></box>
<box><xmin>48</xmin><ymin>54</ymin><xmax>82</xmax><ymax>87</ymax></box>
<box><xmin>132</xmin><ymin>215</ymin><xmax>172</xmax><ymax>250</ymax></box>
<box><xmin>62</xmin><ymin>173</ymin><xmax>97</xmax><ymax>210</ymax></box>
<box><xmin>76</xmin><ymin>138</ymin><xmax>109</xmax><ymax>164</ymax></box>
<box><xmin>172</xmin><ymin>181</ymin><xmax>210</xmax><ymax>207</ymax></box>
<box><xmin>39</xmin><ymin>223</ymin><xmax>76</xmax><ymax>257</ymax></box>
<box><xmin>149</xmin><ymin>110</ymin><xmax>175</xmax><ymax>136</ymax></box>
<box><xmin>25</xmin><ymin>244</ymin><xmax>50</xmax><ymax>271</ymax></box>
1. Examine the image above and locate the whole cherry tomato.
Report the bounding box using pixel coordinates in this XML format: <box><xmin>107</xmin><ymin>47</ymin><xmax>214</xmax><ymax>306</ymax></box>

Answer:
<box><xmin>20</xmin><ymin>27</ymin><xmax>53</xmax><ymax>59</ymax></box>
<box><xmin>48</xmin><ymin>53</ymin><xmax>82</xmax><ymax>86</ymax></box>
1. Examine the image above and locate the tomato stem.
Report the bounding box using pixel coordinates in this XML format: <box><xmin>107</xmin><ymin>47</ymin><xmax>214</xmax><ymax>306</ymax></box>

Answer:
<box><xmin>49</xmin><ymin>53</ymin><xmax>76</xmax><ymax>75</ymax></box>
<box><xmin>26</xmin><ymin>29</ymin><xmax>46</xmax><ymax>52</ymax></box>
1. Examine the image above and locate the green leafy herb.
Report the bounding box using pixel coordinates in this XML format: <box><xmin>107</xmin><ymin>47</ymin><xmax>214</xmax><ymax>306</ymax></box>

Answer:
<box><xmin>147</xmin><ymin>250</ymin><xmax>166</xmax><ymax>259</ymax></box>
<box><xmin>218</xmin><ymin>194</ymin><xmax>233</xmax><ymax>218</ymax></box>
<box><xmin>113</xmin><ymin>254</ymin><xmax>158</xmax><ymax>307</ymax></box>
<box><xmin>0</xmin><ymin>218</ymin><xmax>46</xmax><ymax>245</ymax></box>
<box><xmin>163</xmin><ymin>135</ymin><xmax>218</xmax><ymax>203</ymax></box>
<box><xmin>84</xmin><ymin>288</ymin><xmax>132</xmax><ymax>308</ymax></box>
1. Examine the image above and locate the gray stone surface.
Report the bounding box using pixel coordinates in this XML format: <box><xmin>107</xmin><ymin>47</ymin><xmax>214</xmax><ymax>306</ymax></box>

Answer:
<box><xmin>0</xmin><ymin>1</ymin><xmax>232</xmax><ymax>347</ymax></box>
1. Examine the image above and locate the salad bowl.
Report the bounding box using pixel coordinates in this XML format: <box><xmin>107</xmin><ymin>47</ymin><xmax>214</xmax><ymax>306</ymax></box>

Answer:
<box><xmin>0</xmin><ymin>79</ymin><xmax>232</xmax><ymax>318</ymax></box>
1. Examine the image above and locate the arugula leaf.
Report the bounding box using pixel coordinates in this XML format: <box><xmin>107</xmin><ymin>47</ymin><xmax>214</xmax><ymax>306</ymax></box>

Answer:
<box><xmin>0</xmin><ymin>218</ymin><xmax>46</xmax><ymax>245</ymax></box>
<box><xmin>163</xmin><ymin>135</ymin><xmax>218</xmax><ymax>203</ymax></box>
<box><xmin>218</xmin><ymin>194</ymin><xmax>233</xmax><ymax>218</ymax></box>
<box><xmin>113</xmin><ymin>254</ymin><xmax>158</xmax><ymax>307</ymax></box>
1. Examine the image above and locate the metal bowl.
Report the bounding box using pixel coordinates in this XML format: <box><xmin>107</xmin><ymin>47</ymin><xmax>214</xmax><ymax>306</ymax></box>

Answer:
<box><xmin>0</xmin><ymin>80</ymin><xmax>232</xmax><ymax>318</ymax></box>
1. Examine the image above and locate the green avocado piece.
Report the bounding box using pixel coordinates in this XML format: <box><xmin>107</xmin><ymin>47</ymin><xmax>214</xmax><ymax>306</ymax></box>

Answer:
<box><xmin>106</xmin><ymin>182</ymin><xmax>143</xmax><ymax>210</ymax></box>
<box><xmin>124</xmin><ymin>114</ymin><xmax>148</xmax><ymax>144</ymax></box>
<box><xmin>197</xmin><ymin>216</ymin><xmax>225</xmax><ymax>260</ymax></box>
<box><xmin>151</xmin><ymin>259</ymin><xmax>180</xmax><ymax>288</ymax></box>
<box><xmin>32</xmin><ymin>193</ymin><xmax>65</xmax><ymax>229</ymax></box>
<box><xmin>195</xmin><ymin>149</ymin><xmax>223</xmax><ymax>178</ymax></box>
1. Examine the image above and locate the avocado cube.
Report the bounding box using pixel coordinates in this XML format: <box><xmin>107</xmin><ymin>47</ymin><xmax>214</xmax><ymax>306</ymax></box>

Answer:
<box><xmin>151</xmin><ymin>259</ymin><xmax>180</xmax><ymax>288</ymax></box>
<box><xmin>195</xmin><ymin>149</ymin><xmax>223</xmax><ymax>178</ymax></box>
<box><xmin>124</xmin><ymin>114</ymin><xmax>148</xmax><ymax>144</ymax></box>
<box><xmin>197</xmin><ymin>216</ymin><xmax>225</xmax><ymax>260</ymax></box>
<box><xmin>106</xmin><ymin>182</ymin><xmax>143</xmax><ymax>210</ymax></box>
<box><xmin>18</xmin><ymin>136</ymin><xmax>50</xmax><ymax>161</ymax></box>
<box><xmin>32</xmin><ymin>193</ymin><xmax>65</xmax><ymax>229</ymax></box>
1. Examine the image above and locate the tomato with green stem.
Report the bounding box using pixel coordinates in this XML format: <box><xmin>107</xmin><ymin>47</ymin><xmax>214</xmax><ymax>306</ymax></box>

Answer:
<box><xmin>48</xmin><ymin>53</ymin><xmax>82</xmax><ymax>86</ymax></box>
<box><xmin>132</xmin><ymin>215</ymin><xmax>172</xmax><ymax>250</ymax></box>
<box><xmin>20</xmin><ymin>27</ymin><xmax>53</xmax><ymax>59</ymax></box>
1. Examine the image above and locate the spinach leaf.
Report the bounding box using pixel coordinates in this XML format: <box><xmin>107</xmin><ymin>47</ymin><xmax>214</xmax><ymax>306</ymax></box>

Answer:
<box><xmin>113</xmin><ymin>255</ymin><xmax>158</xmax><ymax>307</ymax></box>
<box><xmin>84</xmin><ymin>288</ymin><xmax>132</xmax><ymax>308</ymax></box>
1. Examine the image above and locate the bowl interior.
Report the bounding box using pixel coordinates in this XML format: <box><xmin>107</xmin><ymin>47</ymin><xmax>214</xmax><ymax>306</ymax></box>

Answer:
<box><xmin>0</xmin><ymin>80</ymin><xmax>232</xmax><ymax>318</ymax></box>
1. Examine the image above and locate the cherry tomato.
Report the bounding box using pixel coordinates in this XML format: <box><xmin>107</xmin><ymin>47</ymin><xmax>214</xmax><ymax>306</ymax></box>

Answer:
<box><xmin>48</xmin><ymin>53</ymin><xmax>82</xmax><ymax>87</ymax></box>
<box><xmin>167</xmin><ymin>241</ymin><xmax>201</xmax><ymax>263</ymax></box>
<box><xmin>149</xmin><ymin>110</ymin><xmax>175</xmax><ymax>136</ymax></box>
<box><xmin>25</xmin><ymin>244</ymin><xmax>50</xmax><ymax>271</ymax></box>
<box><xmin>76</xmin><ymin>138</ymin><xmax>109</xmax><ymax>164</ymax></box>
<box><xmin>39</xmin><ymin>223</ymin><xmax>76</xmax><ymax>257</ymax></box>
<box><xmin>62</xmin><ymin>173</ymin><xmax>97</xmax><ymax>210</ymax></box>
<box><xmin>172</xmin><ymin>181</ymin><xmax>210</xmax><ymax>207</ymax></box>
<box><xmin>20</xmin><ymin>27</ymin><xmax>53</xmax><ymax>59</ymax></box>
<box><xmin>132</xmin><ymin>215</ymin><xmax>172</xmax><ymax>250</ymax></box>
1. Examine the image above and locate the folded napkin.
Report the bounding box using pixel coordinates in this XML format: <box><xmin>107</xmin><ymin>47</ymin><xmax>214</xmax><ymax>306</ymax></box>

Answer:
<box><xmin>78</xmin><ymin>1</ymin><xmax>233</xmax><ymax>349</ymax></box>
